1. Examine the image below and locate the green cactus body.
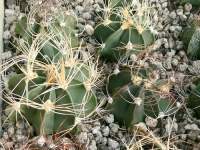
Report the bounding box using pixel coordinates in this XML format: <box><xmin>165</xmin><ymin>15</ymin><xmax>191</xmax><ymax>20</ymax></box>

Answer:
<box><xmin>106</xmin><ymin>68</ymin><xmax>176</xmax><ymax>127</ymax></box>
<box><xmin>182</xmin><ymin>22</ymin><xmax>200</xmax><ymax>60</ymax></box>
<box><xmin>5</xmin><ymin>12</ymin><xmax>98</xmax><ymax>135</ymax></box>
<box><xmin>181</xmin><ymin>0</ymin><xmax>200</xmax><ymax>6</ymax></box>
<box><xmin>188</xmin><ymin>84</ymin><xmax>200</xmax><ymax>118</ymax></box>
<box><xmin>94</xmin><ymin>1</ymin><xmax>154</xmax><ymax>60</ymax></box>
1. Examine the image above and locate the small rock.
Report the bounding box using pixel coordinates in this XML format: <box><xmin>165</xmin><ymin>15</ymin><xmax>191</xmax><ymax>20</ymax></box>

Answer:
<box><xmin>92</xmin><ymin>126</ymin><xmax>101</xmax><ymax>134</ymax></box>
<box><xmin>169</xmin><ymin>11</ymin><xmax>176</xmax><ymax>19</ymax></box>
<box><xmin>77</xmin><ymin>132</ymin><xmax>88</xmax><ymax>144</ymax></box>
<box><xmin>102</xmin><ymin>126</ymin><xmax>109</xmax><ymax>137</ymax></box>
<box><xmin>179</xmin><ymin>63</ymin><xmax>188</xmax><ymax>72</ymax></box>
<box><xmin>185</xmin><ymin>124</ymin><xmax>200</xmax><ymax>131</ymax></box>
<box><xmin>16</xmin><ymin>135</ymin><xmax>26</xmax><ymax>142</ymax></box>
<box><xmin>104</xmin><ymin>114</ymin><xmax>114</xmax><ymax>124</ymax></box>
<box><xmin>82</xmin><ymin>12</ymin><xmax>92</xmax><ymax>20</ymax></box>
<box><xmin>85</xmin><ymin>24</ymin><xmax>94</xmax><ymax>35</ymax></box>
<box><xmin>176</xmin><ymin>8</ymin><xmax>184</xmax><ymax>16</ymax></box>
<box><xmin>108</xmin><ymin>138</ymin><xmax>119</xmax><ymax>149</ymax></box>
<box><xmin>180</xmin><ymin>14</ymin><xmax>187</xmax><ymax>21</ymax></box>
<box><xmin>7</xmin><ymin>126</ymin><xmax>15</xmax><ymax>137</ymax></box>
<box><xmin>181</xmin><ymin>134</ymin><xmax>187</xmax><ymax>140</ymax></box>
<box><xmin>2</xmin><ymin>132</ymin><xmax>9</xmax><ymax>140</ymax></box>
<box><xmin>176</xmin><ymin>41</ymin><xmax>184</xmax><ymax>50</ymax></box>
<box><xmin>75</xmin><ymin>5</ymin><xmax>84</xmax><ymax>13</ymax></box>
<box><xmin>171</xmin><ymin>58</ymin><xmax>179</xmax><ymax>66</ymax></box>
<box><xmin>188</xmin><ymin>131</ymin><xmax>198</xmax><ymax>141</ymax></box>
<box><xmin>37</xmin><ymin>136</ymin><xmax>46</xmax><ymax>147</ymax></box>
<box><xmin>162</xmin><ymin>2</ymin><xmax>168</xmax><ymax>8</ymax></box>
<box><xmin>184</xmin><ymin>3</ymin><xmax>192</xmax><ymax>12</ymax></box>
<box><xmin>3</xmin><ymin>30</ymin><xmax>11</xmax><ymax>40</ymax></box>
<box><xmin>101</xmin><ymin>137</ymin><xmax>107</xmax><ymax>145</ymax></box>
<box><xmin>145</xmin><ymin>116</ymin><xmax>158</xmax><ymax>128</ymax></box>
<box><xmin>109</xmin><ymin>123</ymin><xmax>119</xmax><ymax>133</ymax></box>
<box><xmin>62</xmin><ymin>138</ymin><xmax>76</xmax><ymax>150</ymax></box>
<box><xmin>88</xmin><ymin>140</ymin><xmax>97</xmax><ymax>150</ymax></box>
<box><xmin>163</xmin><ymin>58</ymin><xmax>172</xmax><ymax>70</ymax></box>
<box><xmin>178</xmin><ymin>51</ymin><xmax>186</xmax><ymax>57</ymax></box>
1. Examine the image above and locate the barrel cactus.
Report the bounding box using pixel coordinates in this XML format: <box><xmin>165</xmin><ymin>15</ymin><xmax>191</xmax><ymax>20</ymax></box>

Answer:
<box><xmin>94</xmin><ymin>0</ymin><xmax>155</xmax><ymax>60</ymax></box>
<box><xmin>181</xmin><ymin>17</ymin><xmax>200</xmax><ymax>60</ymax></box>
<box><xmin>106</xmin><ymin>67</ymin><xmax>178</xmax><ymax>127</ymax></box>
<box><xmin>2</xmin><ymin>10</ymin><xmax>101</xmax><ymax>135</ymax></box>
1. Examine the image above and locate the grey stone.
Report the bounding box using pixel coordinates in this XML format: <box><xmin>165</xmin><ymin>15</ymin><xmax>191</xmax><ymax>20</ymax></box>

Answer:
<box><xmin>108</xmin><ymin>138</ymin><xmax>119</xmax><ymax>149</ymax></box>
<box><xmin>37</xmin><ymin>136</ymin><xmax>46</xmax><ymax>147</ymax></box>
<box><xmin>92</xmin><ymin>126</ymin><xmax>101</xmax><ymax>134</ymax></box>
<box><xmin>102</xmin><ymin>126</ymin><xmax>109</xmax><ymax>137</ymax></box>
<box><xmin>3</xmin><ymin>30</ymin><xmax>11</xmax><ymax>40</ymax></box>
<box><xmin>7</xmin><ymin>126</ymin><xmax>15</xmax><ymax>137</ymax></box>
<box><xmin>179</xmin><ymin>51</ymin><xmax>186</xmax><ymax>57</ymax></box>
<box><xmin>162</xmin><ymin>2</ymin><xmax>168</xmax><ymax>8</ymax></box>
<box><xmin>181</xmin><ymin>134</ymin><xmax>187</xmax><ymax>140</ymax></box>
<box><xmin>145</xmin><ymin>116</ymin><xmax>158</xmax><ymax>128</ymax></box>
<box><xmin>104</xmin><ymin>114</ymin><xmax>114</xmax><ymax>124</ymax></box>
<box><xmin>16</xmin><ymin>134</ymin><xmax>26</xmax><ymax>142</ymax></box>
<box><xmin>88</xmin><ymin>140</ymin><xmax>97</xmax><ymax>150</ymax></box>
<box><xmin>169</xmin><ymin>38</ymin><xmax>175</xmax><ymax>48</ymax></box>
<box><xmin>176</xmin><ymin>8</ymin><xmax>184</xmax><ymax>16</ymax></box>
<box><xmin>176</xmin><ymin>41</ymin><xmax>184</xmax><ymax>50</ymax></box>
<box><xmin>101</xmin><ymin>137</ymin><xmax>107</xmax><ymax>145</ymax></box>
<box><xmin>180</xmin><ymin>14</ymin><xmax>187</xmax><ymax>21</ymax></box>
<box><xmin>171</xmin><ymin>58</ymin><xmax>179</xmax><ymax>66</ymax></box>
<box><xmin>169</xmin><ymin>11</ymin><xmax>176</xmax><ymax>19</ymax></box>
<box><xmin>163</xmin><ymin>58</ymin><xmax>172</xmax><ymax>70</ymax></box>
<box><xmin>82</xmin><ymin>12</ymin><xmax>92</xmax><ymax>20</ymax></box>
<box><xmin>75</xmin><ymin>5</ymin><xmax>84</xmax><ymax>13</ymax></box>
<box><xmin>77</xmin><ymin>132</ymin><xmax>88</xmax><ymax>144</ymax></box>
<box><xmin>2</xmin><ymin>132</ymin><xmax>9</xmax><ymax>140</ymax></box>
<box><xmin>179</xmin><ymin>63</ymin><xmax>188</xmax><ymax>72</ymax></box>
<box><xmin>185</xmin><ymin>124</ymin><xmax>200</xmax><ymax>131</ymax></box>
<box><xmin>109</xmin><ymin>123</ymin><xmax>119</xmax><ymax>133</ymax></box>
<box><xmin>184</xmin><ymin>3</ymin><xmax>192</xmax><ymax>12</ymax></box>
<box><xmin>85</xmin><ymin>24</ymin><xmax>94</xmax><ymax>35</ymax></box>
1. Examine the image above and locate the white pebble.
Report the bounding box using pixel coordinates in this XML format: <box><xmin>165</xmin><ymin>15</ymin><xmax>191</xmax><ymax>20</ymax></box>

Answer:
<box><xmin>85</xmin><ymin>24</ymin><xmax>94</xmax><ymax>35</ymax></box>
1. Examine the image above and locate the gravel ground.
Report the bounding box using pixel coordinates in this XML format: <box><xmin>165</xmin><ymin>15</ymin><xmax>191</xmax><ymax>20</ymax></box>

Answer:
<box><xmin>1</xmin><ymin>0</ymin><xmax>200</xmax><ymax>149</ymax></box>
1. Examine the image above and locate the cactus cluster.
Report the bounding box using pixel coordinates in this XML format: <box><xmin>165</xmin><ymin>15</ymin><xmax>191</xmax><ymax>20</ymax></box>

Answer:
<box><xmin>182</xmin><ymin>17</ymin><xmax>200</xmax><ymax>60</ymax></box>
<box><xmin>2</xmin><ymin>10</ymin><xmax>101</xmax><ymax>135</ymax></box>
<box><xmin>94</xmin><ymin>0</ymin><xmax>155</xmax><ymax>61</ymax></box>
<box><xmin>0</xmin><ymin>0</ymin><xmax>185</xmax><ymax>137</ymax></box>
<box><xmin>106</xmin><ymin>66</ymin><xmax>178</xmax><ymax>127</ymax></box>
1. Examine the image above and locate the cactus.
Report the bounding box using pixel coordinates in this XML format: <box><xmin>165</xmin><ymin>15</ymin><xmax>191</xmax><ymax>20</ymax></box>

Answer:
<box><xmin>2</xmin><ymin>10</ymin><xmax>100</xmax><ymax>135</ymax></box>
<box><xmin>106</xmin><ymin>67</ymin><xmax>177</xmax><ymax>127</ymax></box>
<box><xmin>94</xmin><ymin>0</ymin><xmax>155</xmax><ymax>60</ymax></box>
<box><xmin>181</xmin><ymin>0</ymin><xmax>200</xmax><ymax>6</ymax></box>
<box><xmin>181</xmin><ymin>18</ymin><xmax>200</xmax><ymax>60</ymax></box>
<box><xmin>187</xmin><ymin>81</ymin><xmax>200</xmax><ymax>118</ymax></box>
